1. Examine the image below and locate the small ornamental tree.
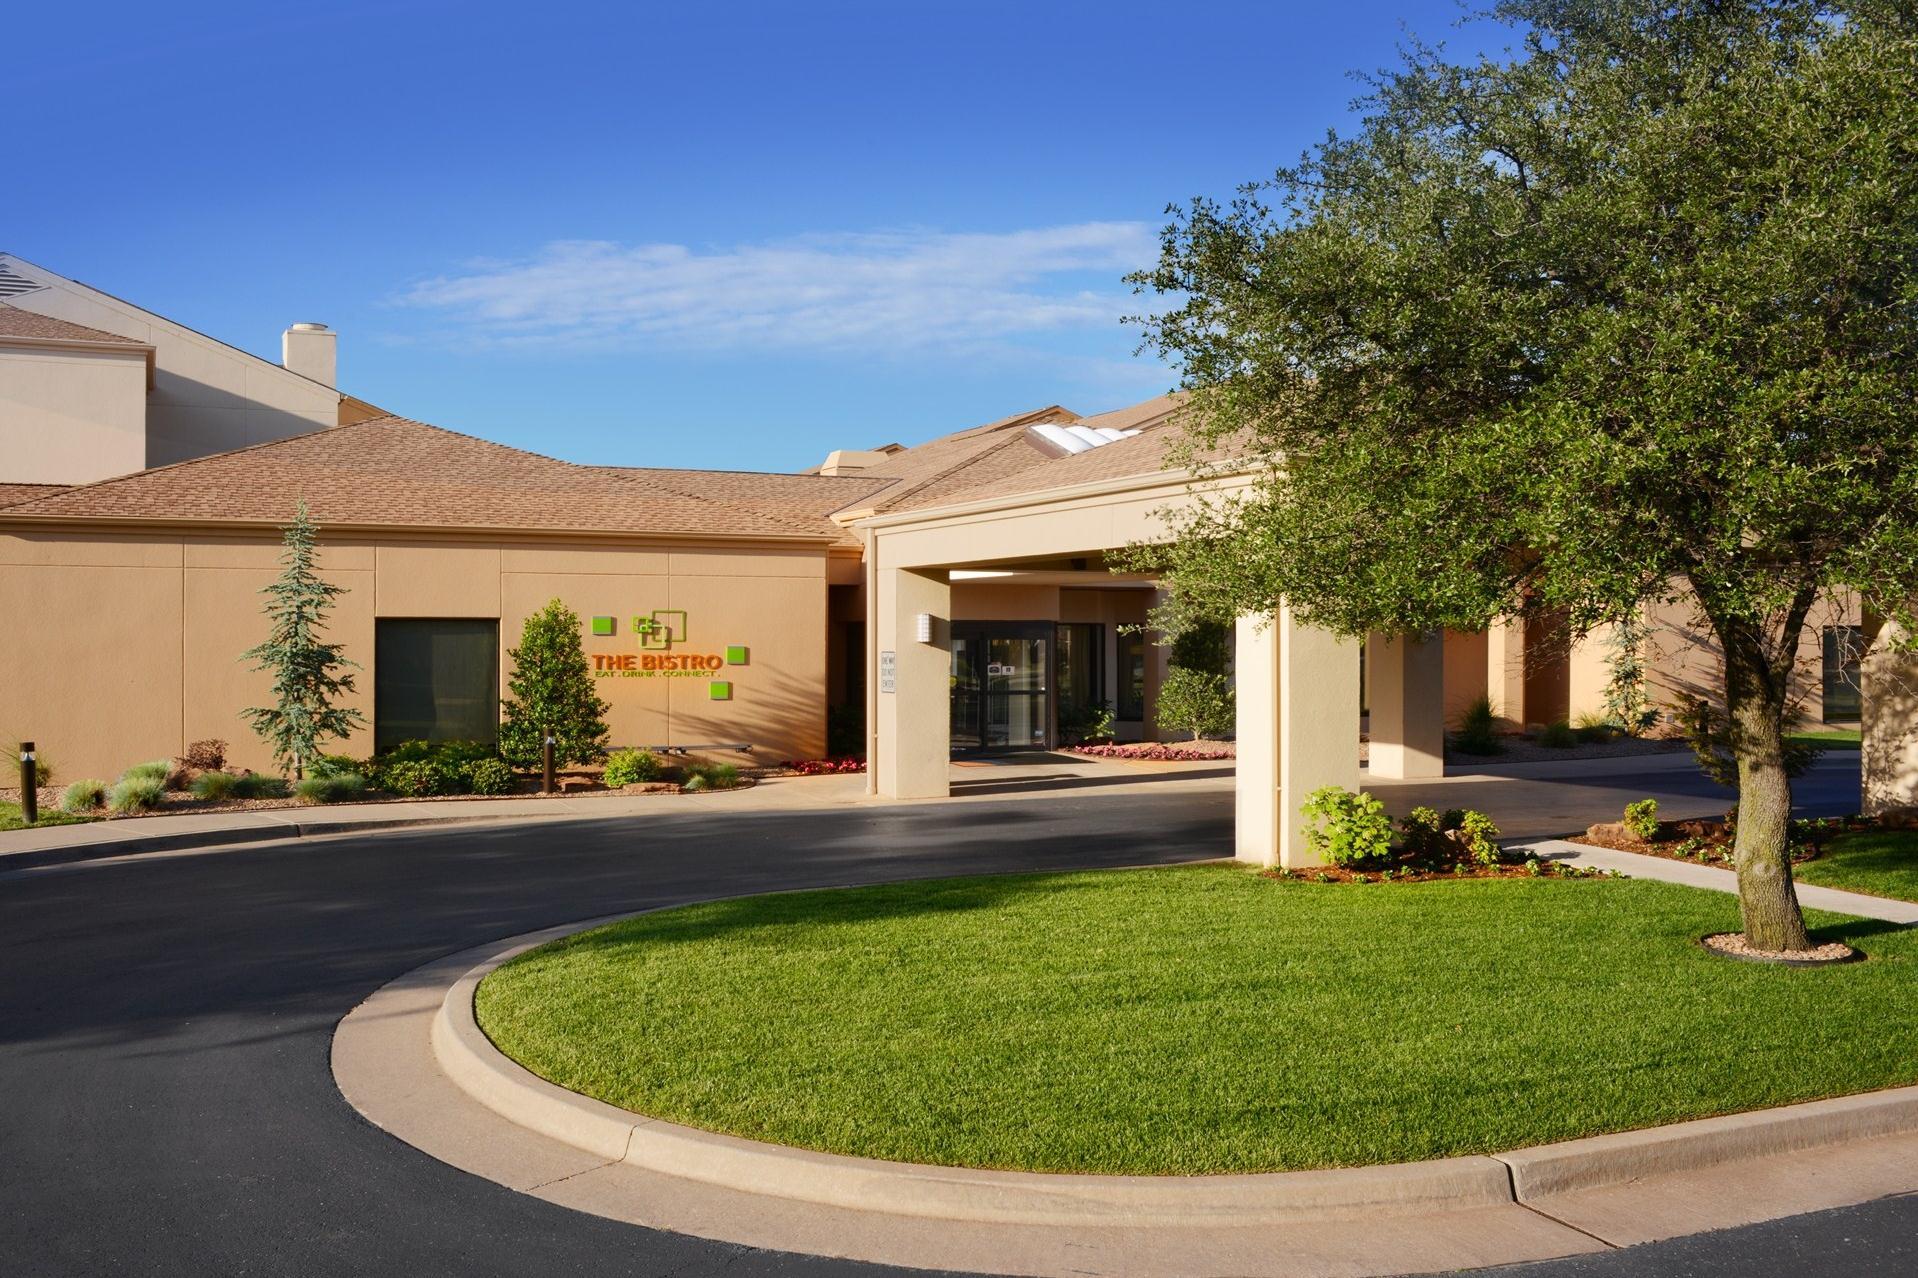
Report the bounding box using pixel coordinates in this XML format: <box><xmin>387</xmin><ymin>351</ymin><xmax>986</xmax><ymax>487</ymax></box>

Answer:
<box><xmin>1129</xmin><ymin>1</ymin><xmax>1918</xmax><ymax>952</ymax></box>
<box><xmin>241</xmin><ymin>504</ymin><xmax>365</xmax><ymax>779</ymax></box>
<box><xmin>500</xmin><ymin>600</ymin><xmax>610</xmax><ymax>769</ymax></box>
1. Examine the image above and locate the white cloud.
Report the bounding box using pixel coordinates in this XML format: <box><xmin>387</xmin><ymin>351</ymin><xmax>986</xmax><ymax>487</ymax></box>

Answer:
<box><xmin>393</xmin><ymin>223</ymin><xmax>1159</xmax><ymax>353</ymax></box>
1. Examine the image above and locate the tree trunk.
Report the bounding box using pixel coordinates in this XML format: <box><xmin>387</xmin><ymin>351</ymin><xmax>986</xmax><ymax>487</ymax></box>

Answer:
<box><xmin>1721</xmin><ymin>625</ymin><xmax>1812</xmax><ymax>952</ymax></box>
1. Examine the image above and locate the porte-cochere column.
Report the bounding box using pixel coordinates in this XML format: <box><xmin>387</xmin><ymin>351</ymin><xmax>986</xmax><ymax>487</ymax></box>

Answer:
<box><xmin>872</xmin><ymin>564</ymin><xmax>951</xmax><ymax>800</ymax></box>
<box><xmin>1234</xmin><ymin>606</ymin><xmax>1361</xmax><ymax>867</ymax></box>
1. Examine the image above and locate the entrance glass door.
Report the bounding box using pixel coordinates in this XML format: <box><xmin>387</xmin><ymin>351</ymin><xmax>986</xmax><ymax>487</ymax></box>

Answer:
<box><xmin>950</xmin><ymin>632</ymin><xmax>982</xmax><ymax>750</ymax></box>
<box><xmin>951</xmin><ymin>623</ymin><xmax>1050</xmax><ymax>752</ymax></box>
<box><xmin>984</xmin><ymin>634</ymin><xmax>1048</xmax><ymax>749</ymax></box>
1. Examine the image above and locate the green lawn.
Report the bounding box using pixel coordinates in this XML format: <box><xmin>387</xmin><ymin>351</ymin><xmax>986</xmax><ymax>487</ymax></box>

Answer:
<box><xmin>1790</xmin><ymin>727</ymin><xmax>1861</xmax><ymax>748</ymax></box>
<box><xmin>1797</xmin><ymin>830</ymin><xmax>1918</xmax><ymax>904</ymax></box>
<box><xmin>0</xmin><ymin>800</ymin><xmax>90</xmax><ymax>832</ymax></box>
<box><xmin>476</xmin><ymin>865</ymin><xmax>1917</xmax><ymax>1175</ymax></box>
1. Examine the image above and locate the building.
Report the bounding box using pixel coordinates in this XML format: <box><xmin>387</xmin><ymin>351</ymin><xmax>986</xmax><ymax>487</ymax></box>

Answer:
<box><xmin>0</xmin><ymin>251</ymin><xmax>382</xmax><ymax>485</ymax></box>
<box><xmin>0</xmin><ymin>258</ymin><xmax>1899</xmax><ymax>863</ymax></box>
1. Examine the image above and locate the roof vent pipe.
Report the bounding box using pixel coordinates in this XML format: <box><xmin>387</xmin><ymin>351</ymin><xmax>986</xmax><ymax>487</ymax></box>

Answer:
<box><xmin>282</xmin><ymin>322</ymin><xmax>336</xmax><ymax>388</ymax></box>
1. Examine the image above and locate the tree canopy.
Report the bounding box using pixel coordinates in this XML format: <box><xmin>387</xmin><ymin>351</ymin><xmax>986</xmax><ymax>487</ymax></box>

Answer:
<box><xmin>1131</xmin><ymin>0</ymin><xmax>1918</xmax><ymax>949</ymax></box>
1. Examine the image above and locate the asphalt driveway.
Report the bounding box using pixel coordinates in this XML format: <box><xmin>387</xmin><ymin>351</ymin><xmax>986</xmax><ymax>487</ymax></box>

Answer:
<box><xmin>1</xmin><ymin>757</ymin><xmax>1909</xmax><ymax>1277</ymax></box>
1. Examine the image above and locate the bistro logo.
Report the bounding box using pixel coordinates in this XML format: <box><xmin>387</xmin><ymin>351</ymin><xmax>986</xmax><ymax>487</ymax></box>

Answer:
<box><xmin>586</xmin><ymin>610</ymin><xmax>748</xmax><ymax>700</ymax></box>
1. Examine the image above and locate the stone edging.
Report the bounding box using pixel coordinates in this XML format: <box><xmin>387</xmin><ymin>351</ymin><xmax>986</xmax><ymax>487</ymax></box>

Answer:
<box><xmin>434</xmin><ymin>912</ymin><xmax>1918</xmax><ymax>1227</ymax></box>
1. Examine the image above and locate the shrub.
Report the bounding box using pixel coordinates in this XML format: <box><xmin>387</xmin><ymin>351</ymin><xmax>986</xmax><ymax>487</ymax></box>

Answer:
<box><xmin>191</xmin><ymin>771</ymin><xmax>240</xmax><ymax>801</ymax></box>
<box><xmin>1538</xmin><ymin>720</ymin><xmax>1578</xmax><ymax>748</ymax></box>
<box><xmin>1398</xmin><ymin>806</ymin><xmax>1449</xmax><ymax>863</ymax></box>
<box><xmin>1299</xmin><ymin>785</ymin><xmax>1393</xmax><ymax>867</ymax></box>
<box><xmin>24</xmin><ymin>753</ymin><xmax>56</xmax><ymax>792</ymax></box>
<box><xmin>603</xmin><ymin>748</ymin><xmax>665</xmax><ymax>787</ymax></box>
<box><xmin>826</xmin><ymin>703</ymin><xmax>865</xmax><ymax>759</ymax></box>
<box><xmin>1059</xmin><ymin>697</ymin><xmax>1116</xmax><ymax>745</ymax></box>
<box><xmin>682</xmin><ymin>761</ymin><xmax>742</xmax><ymax>791</ymax></box>
<box><xmin>120</xmin><ymin>758</ymin><xmax>172</xmax><ymax>787</ymax></box>
<box><xmin>182</xmin><ymin>739</ymin><xmax>228</xmax><ymax>772</ymax></box>
<box><xmin>295</xmin><ymin>772</ymin><xmax>366</xmax><ymax>804</ymax></box>
<box><xmin>1156</xmin><ymin>667</ymin><xmax>1235</xmax><ymax>740</ymax></box>
<box><xmin>61</xmin><ymin>779</ymin><xmax>107</xmax><ymax>814</ymax></box>
<box><xmin>381</xmin><ymin>760</ymin><xmax>457</xmax><ymax>797</ymax></box>
<box><xmin>1572</xmin><ymin>711</ymin><xmax>1617</xmax><ymax>744</ymax></box>
<box><xmin>463</xmin><ymin>758</ymin><xmax>515</xmax><ymax>796</ymax></box>
<box><xmin>308</xmin><ymin>753</ymin><xmax>362</xmax><ymax>780</ymax></box>
<box><xmin>1457</xmin><ymin>810</ymin><xmax>1503</xmax><ymax>865</ymax></box>
<box><xmin>367</xmin><ymin>741</ymin><xmax>503</xmax><ymax>794</ymax></box>
<box><xmin>232</xmin><ymin>773</ymin><xmax>290</xmax><ymax>800</ymax></box>
<box><xmin>108</xmin><ymin>775</ymin><xmax>166</xmax><ymax>814</ymax></box>
<box><xmin>1451</xmin><ymin>695</ymin><xmax>1503</xmax><ymax>755</ymax></box>
<box><xmin>1623</xmin><ymin>798</ymin><xmax>1661</xmax><ymax>841</ymax></box>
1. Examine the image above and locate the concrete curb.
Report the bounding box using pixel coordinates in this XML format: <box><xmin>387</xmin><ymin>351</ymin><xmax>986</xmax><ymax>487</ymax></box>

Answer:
<box><xmin>434</xmin><ymin>913</ymin><xmax>1918</xmax><ymax>1228</ymax></box>
<box><xmin>0</xmin><ymin>814</ymin><xmax>501</xmax><ymax>871</ymax></box>
<box><xmin>432</xmin><ymin>922</ymin><xmax>1510</xmax><ymax>1225</ymax></box>
<box><xmin>1500</xmin><ymin>1085</ymin><xmax>1918</xmax><ymax>1199</ymax></box>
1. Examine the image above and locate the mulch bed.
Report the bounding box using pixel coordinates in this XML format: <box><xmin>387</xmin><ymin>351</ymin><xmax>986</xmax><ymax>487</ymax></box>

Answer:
<box><xmin>2</xmin><ymin>776</ymin><xmax>749</xmax><ymax>825</ymax></box>
<box><xmin>1263</xmin><ymin>859</ymin><xmax>1614</xmax><ymax>885</ymax></box>
<box><xmin>1066</xmin><ymin>741</ymin><xmax>1237</xmax><ymax>761</ymax></box>
<box><xmin>1572</xmin><ymin>815</ymin><xmax>1877</xmax><ymax>868</ymax></box>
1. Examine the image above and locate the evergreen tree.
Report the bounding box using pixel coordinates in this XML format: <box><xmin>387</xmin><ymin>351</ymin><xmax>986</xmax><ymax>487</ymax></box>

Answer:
<box><xmin>500</xmin><ymin>600</ymin><xmax>610</xmax><ymax>768</ymax></box>
<box><xmin>242</xmin><ymin>504</ymin><xmax>365</xmax><ymax>778</ymax></box>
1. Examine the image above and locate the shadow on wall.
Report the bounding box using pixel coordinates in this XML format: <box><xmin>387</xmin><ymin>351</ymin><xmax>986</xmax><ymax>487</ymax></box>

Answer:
<box><xmin>1863</xmin><ymin>629</ymin><xmax>1918</xmax><ymax>814</ymax></box>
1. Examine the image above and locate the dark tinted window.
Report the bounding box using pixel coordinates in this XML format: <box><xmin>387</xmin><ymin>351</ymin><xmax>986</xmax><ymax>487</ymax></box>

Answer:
<box><xmin>375</xmin><ymin>619</ymin><xmax>500</xmax><ymax>751</ymax></box>
<box><xmin>1822</xmin><ymin>625</ymin><xmax>1863</xmax><ymax>722</ymax></box>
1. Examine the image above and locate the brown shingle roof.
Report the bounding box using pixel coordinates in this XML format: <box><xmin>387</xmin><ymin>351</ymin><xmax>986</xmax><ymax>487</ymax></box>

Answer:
<box><xmin>595</xmin><ymin>467</ymin><xmax>891</xmax><ymax>542</ymax></box>
<box><xmin>0</xmin><ymin>417</ymin><xmax>850</xmax><ymax>541</ymax></box>
<box><xmin>859</xmin><ymin>393</ymin><xmax>1197</xmax><ymax>513</ymax></box>
<box><xmin>0</xmin><ymin>482</ymin><xmax>71</xmax><ymax>508</ymax></box>
<box><xmin>0</xmin><ymin>303</ymin><xmax>147</xmax><ymax>347</ymax></box>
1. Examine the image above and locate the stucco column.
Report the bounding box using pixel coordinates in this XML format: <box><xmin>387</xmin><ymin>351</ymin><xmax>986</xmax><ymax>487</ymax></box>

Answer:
<box><xmin>875</xmin><ymin>564</ymin><xmax>951</xmax><ymax>799</ymax></box>
<box><xmin>1146</xmin><ymin>587</ymin><xmax>1174</xmax><ymax>741</ymax></box>
<box><xmin>1366</xmin><ymin>631</ymin><xmax>1445</xmax><ymax>779</ymax></box>
<box><xmin>1235</xmin><ymin>606</ymin><xmax>1363</xmax><ymax>867</ymax></box>
<box><xmin>1486</xmin><ymin>619</ymin><xmax>1527</xmax><ymax>727</ymax></box>
<box><xmin>1863</xmin><ymin>620</ymin><xmax>1918</xmax><ymax>816</ymax></box>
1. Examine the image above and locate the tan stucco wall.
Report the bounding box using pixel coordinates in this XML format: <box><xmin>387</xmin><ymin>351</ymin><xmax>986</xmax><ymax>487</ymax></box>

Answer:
<box><xmin>1863</xmin><ymin>621</ymin><xmax>1918</xmax><ymax>815</ymax></box>
<box><xmin>0</xmin><ymin>528</ymin><xmax>829</xmax><ymax>779</ymax></box>
<box><xmin>1644</xmin><ymin>591</ymin><xmax>1859</xmax><ymax>725</ymax></box>
<box><xmin>0</xmin><ymin>259</ymin><xmax>339</xmax><ymax>477</ymax></box>
<box><xmin>0</xmin><ymin>345</ymin><xmax>149</xmax><ymax>484</ymax></box>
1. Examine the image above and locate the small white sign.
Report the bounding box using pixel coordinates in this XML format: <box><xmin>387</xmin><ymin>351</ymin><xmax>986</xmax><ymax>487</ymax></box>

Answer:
<box><xmin>878</xmin><ymin>650</ymin><xmax>897</xmax><ymax>694</ymax></box>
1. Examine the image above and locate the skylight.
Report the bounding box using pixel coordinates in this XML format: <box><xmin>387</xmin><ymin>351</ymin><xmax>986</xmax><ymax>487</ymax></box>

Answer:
<box><xmin>1027</xmin><ymin>423</ymin><xmax>1140</xmax><ymax>455</ymax></box>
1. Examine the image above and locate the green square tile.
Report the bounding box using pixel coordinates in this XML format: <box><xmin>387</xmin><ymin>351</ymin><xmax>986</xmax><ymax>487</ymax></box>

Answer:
<box><xmin>591</xmin><ymin>616</ymin><xmax>615</xmax><ymax>637</ymax></box>
<box><xmin>709</xmin><ymin>680</ymin><xmax>732</xmax><ymax>701</ymax></box>
<box><xmin>725</xmin><ymin>644</ymin><xmax>749</xmax><ymax>665</ymax></box>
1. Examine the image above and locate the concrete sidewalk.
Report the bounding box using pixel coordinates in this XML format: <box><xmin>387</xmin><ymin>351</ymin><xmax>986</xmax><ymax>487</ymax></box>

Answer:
<box><xmin>1528</xmin><ymin>837</ymin><xmax>1918</xmax><ymax>925</ymax></box>
<box><xmin>0</xmin><ymin>756</ymin><xmax>1232</xmax><ymax>870</ymax></box>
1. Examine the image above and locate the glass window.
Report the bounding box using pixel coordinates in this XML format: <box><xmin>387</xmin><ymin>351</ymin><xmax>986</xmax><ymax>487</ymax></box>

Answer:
<box><xmin>1116</xmin><ymin>630</ymin><xmax>1146</xmax><ymax>721</ymax></box>
<box><xmin>1822</xmin><ymin>625</ymin><xmax>1863</xmax><ymax>722</ymax></box>
<box><xmin>1056</xmin><ymin>623</ymin><xmax>1105</xmax><ymax>739</ymax></box>
<box><xmin>375</xmin><ymin>619</ymin><xmax>500</xmax><ymax>751</ymax></box>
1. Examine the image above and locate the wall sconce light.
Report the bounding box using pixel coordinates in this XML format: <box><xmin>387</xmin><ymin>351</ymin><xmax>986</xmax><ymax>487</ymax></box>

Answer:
<box><xmin>914</xmin><ymin>612</ymin><xmax>933</xmax><ymax>643</ymax></box>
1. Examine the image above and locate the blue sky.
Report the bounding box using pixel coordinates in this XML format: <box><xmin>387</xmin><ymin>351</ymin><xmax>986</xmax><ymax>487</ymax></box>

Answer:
<box><xmin>12</xmin><ymin>1</ymin><xmax>1506</xmax><ymax>471</ymax></box>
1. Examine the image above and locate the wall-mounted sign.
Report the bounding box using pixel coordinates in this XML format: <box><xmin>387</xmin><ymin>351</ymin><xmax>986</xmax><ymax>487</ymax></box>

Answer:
<box><xmin>878</xmin><ymin>650</ymin><xmax>897</xmax><ymax>694</ymax></box>
<box><xmin>586</xmin><ymin>609</ymin><xmax>747</xmax><ymax>698</ymax></box>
